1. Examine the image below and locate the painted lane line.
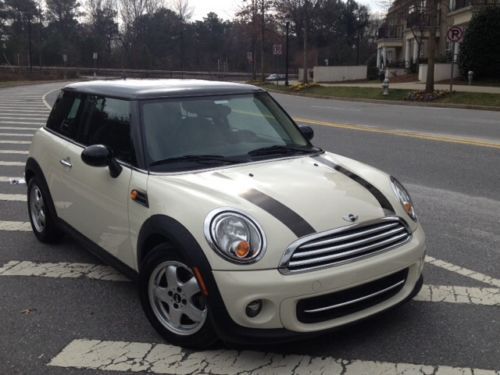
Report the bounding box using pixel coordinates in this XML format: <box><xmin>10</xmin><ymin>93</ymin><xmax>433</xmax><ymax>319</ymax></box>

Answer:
<box><xmin>0</xmin><ymin>261</ymin><xmax>129</xmax><ymax>282</ymax></box>
<box><xmin>0</xmin><ymin>161</ymin><xmax>25</xmax><ymax>166</ymax></box>
<box><xmin>0</xmin><ymin>140</ymin><xmax>31</xmax><ymax>144</ymax></box>
<box><xmin>0</xmin><ymin>193</ymin><xmax>26</xmax><ymax>202</ymax></box>
<box><xmin>0</xmin><ymin>127</ymin><xmax>38</xmax><ymax>131</ymax></box>
<box><xmin>0</xmin><ymin>133</ymin><xmax>33</xmax><ymax>137</ymax></box>
<box><xmin>415</xmin><ymin>284</ymin><xmax>500</xmax><ymax>306</ymax></box>
<box><xmin>48</xmin><ymin>339</ymin><xmax>500</xmax><ymax>375</ymax></box>
<box><xmin>426</xmin><ymin>256</ymin><xmax>500</xmax><ymax>288</ymax></box>
<box><xmin>0</xmin><ymin>221</ymin><xmax>31</xmax><ymax>231</ymax></box>
<box><xmin>295</xmin><ymin>117</ymin><xmax>500</xmax><ymax>150</ymax></box>
<box><xmin>0</xmin><ymin>150</ymin><xmax>29</xmax><ymax>154</ymax></box>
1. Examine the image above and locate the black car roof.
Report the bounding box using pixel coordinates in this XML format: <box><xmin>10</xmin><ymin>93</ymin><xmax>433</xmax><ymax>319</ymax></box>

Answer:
<box><xmin>63</xmin><ymin>79</ymin><xmax>264</xmax><ymax>100</ymax></box>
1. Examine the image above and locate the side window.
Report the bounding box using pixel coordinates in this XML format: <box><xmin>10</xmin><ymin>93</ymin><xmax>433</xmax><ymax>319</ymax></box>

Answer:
<box><xmin>82</xmin><ymin>96</ymin><xmax>136</xmax><ymax>165</ymax></box>
<box><xmin>46</xmin><ymin>91</ymin><xmax>84</xmax><ymax>141</ymax></box>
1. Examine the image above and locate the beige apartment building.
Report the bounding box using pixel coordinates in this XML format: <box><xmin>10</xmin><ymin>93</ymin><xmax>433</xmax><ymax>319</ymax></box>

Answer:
<box><xmin>376</xmin><ymin>0</ymin><xmax>500</xmax><ymax>69</ymax></box>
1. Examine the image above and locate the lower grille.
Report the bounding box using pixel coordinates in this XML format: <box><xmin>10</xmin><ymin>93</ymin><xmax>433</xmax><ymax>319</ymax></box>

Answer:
<box><xmin>296</xmin><ymin>269</ymin><xmax>408</xmax><ymax>324</ymax></box>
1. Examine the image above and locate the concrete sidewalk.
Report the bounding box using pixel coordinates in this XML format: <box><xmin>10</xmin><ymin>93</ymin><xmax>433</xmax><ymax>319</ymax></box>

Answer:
<box><xmin>322</xmin><ymin>81</ymin><xmax>500</xmax><ymax>94</ymax></box>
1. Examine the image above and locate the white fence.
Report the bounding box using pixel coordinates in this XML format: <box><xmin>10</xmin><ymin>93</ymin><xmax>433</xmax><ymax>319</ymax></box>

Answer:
<box><xmin>298</xmin><ymin>66</ymin><xmax>367</xmax><ymax>83</ymax></box>
<box><xmin>418</xmin><ymin>63</ymin><xmax>460</xmax><ymax>82</ymax></box>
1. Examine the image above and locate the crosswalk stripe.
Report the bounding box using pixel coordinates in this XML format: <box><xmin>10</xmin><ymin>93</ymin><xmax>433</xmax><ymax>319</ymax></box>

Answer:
<box><xmin>426</xmin><ymin>256</ymin><xmax>500</xmax><ymax>288</ymax></box>
<box><xmin>415</xmin><ymin>284</ymin><xmax>500</xmax><ymax>306</ymax></box>
<box><xmin>0</xmin><ymin>140</ymin><xmax>31</xmax><ymax>144</ymax></box>
<box><xmin>0</xmin><ymin>121</ymin><xmax>44</xmax><ymax>125</ymax></box>
<box><xmin>0</xmin><ymin>261</ymin><xmax>128</xmax><ymax>281</ymax></box>
<box><xmin>0</xmin><ymin>221</ymin><xmax>31</xmax><ymax>231</ymax></box>
<box><xmin>0</xmin><ymin>177</ymin><xmax>15</xmax><ymax>182</ymax></box>
<box><xmin>0</xmin><ymin>193</ymin><xmax>26</xmax><ymax>201</ymax></box>
<box><xmin>0</xmin><ymin>161</ymin><xmax>25</xmax><ymax>166</ymax></box>
<box><xmin>0</xmin><ymin>133</ymin><xmax>33</xmax><ymax>137</ymax></box>
<box><xmin>0</xmin><ymin>150</ymin><xmax>29</xmax><ymax>154</ymax></box>
<box><xmin>0</xmin><ymin>257</ymin><xmax>496</xmax><ymax>306</ymax></box>
<box><xmin>0</xmin><ymin>109</ymin><xmax>49</xmax><ymax>114</ymax></box>
<box><xmin>0</xmin><ymin>127</ymin><xmax>38</xmax><ymax>131</ymax></box>
<box><xmin>0</xmin><ymin>117</ymin><xmax>45</xmax><ymax>121</ymax></box>
<box><xmin>48</xmin><ymin>339</ymin><xmax>500</xmax><ymax>375</ymax></box>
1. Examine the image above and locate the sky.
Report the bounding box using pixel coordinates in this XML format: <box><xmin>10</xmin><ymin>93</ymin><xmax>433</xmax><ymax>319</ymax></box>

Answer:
<box><xmin>188</xmin><ymin>0</ymin><xmax>386</xmax><ymax>21</ymax></box>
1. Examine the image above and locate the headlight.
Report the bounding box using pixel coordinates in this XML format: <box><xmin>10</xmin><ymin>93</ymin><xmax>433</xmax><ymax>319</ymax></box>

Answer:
<box><xmin>204</xmin><ymin>209</ymin><xmax>266</xmax><ymax>264</ymax></box>
<box><xmin>391</xmin><ymin>177</ymin><xmax>417</xmax><ymax>221</ymax></box>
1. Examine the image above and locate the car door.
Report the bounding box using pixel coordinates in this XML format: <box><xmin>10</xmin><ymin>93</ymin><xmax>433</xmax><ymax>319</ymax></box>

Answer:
<box><xmin>50</xmin><ymin>94</ymin><xmax>134</xmax><ymax>263</ymax></box>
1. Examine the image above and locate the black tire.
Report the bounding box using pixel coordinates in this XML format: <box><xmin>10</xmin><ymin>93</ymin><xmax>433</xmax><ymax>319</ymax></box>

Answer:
<box><xmin>27</xmin><ymin>176</ymin><xmax>62</xmax><ymax>243</ymax></box>
<box><xmin>139</xmin><ymin>244</ymin><xmax>218</xmax><ymax>348</ymax></box>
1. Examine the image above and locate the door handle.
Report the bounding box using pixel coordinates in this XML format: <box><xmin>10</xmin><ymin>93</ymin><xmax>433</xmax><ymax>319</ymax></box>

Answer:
<box><xmin>59</xmin><ymin>158</ymin><xmax>72</xmax><ymax>168</ymax></box>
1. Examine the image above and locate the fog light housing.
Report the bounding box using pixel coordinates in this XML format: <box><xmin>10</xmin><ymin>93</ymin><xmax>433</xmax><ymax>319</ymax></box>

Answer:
<box><xmin>245</xmin><ymin>300</ymin><xmax>263</xmax><ymax>318</ymax></box>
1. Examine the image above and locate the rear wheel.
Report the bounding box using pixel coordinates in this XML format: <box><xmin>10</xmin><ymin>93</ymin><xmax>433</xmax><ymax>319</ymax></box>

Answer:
<box><xmin>27</xmin><ymin>177</ymin><xmax>61</xmax><ymax>243</ymax></box>
<box><xmin>139</xmin><ymin>244</ymin><xmax>217</xmax><ymax>348</ymax></box>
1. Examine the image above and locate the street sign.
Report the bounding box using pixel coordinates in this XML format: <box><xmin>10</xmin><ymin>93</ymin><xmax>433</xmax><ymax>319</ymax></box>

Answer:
<box><xmin>92</xmin><ymin>52</ymin><xmax>98</xmax><ymax>60</ymax></box>
<box><xmin>273</xmin><ymin>44</ymin><xmax>282</xmax><ymax>56</ymax></box>
<box><xmin>447</xmin><ymin>26</ymin><xmax>464</xmax><ymax>43</ymax></box>
<box><xmin>246</xmin><ymin>51</ymin><xmax>253</xmax><ymax>62</ymax></box>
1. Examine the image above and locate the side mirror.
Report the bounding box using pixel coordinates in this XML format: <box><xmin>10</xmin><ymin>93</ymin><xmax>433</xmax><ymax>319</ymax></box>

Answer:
<box><xmin>299</xmin><ymin>125</ymin><xmax>314</xmax><ymax>141</ymax></box>
<box><xmin>81</xmin><ymin>144</ymin><xmax>122</xmax><ymax>178</ymax></box>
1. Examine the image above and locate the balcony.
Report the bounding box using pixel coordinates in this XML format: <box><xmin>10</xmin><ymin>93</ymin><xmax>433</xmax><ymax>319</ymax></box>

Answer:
<box><xmin>378</xmin><ymin>24</ymin><xmax>403</xmax><ymax>39</ymax></box>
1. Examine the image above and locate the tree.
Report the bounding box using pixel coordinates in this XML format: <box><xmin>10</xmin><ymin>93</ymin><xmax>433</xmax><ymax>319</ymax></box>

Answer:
<box><xmin>424</xmin><ymin>0</ymin><xmax>438</xmax><ymax>93</ymax></box>
<box><xmin>459</xmin><ymin>6</ymin><xmax>500</xmax><ymax>81</ymax></box>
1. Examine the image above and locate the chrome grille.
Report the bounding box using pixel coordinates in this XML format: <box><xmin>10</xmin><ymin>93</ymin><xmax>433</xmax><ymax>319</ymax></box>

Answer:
<box><xmin>280</xmin><ymin>217</ymin><xmax>411</xmax><ymax>273</ymax></box>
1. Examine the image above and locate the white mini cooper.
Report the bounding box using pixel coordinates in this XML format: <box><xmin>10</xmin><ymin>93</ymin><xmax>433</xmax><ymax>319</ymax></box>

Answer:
<box><xmin>26</xmin><ymin>79</ymin><xmax>425</xmax><ymax>347</ymax></box>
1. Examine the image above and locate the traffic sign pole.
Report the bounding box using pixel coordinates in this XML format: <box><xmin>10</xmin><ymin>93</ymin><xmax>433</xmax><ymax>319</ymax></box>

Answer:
<box><xmin>450</xmin><ymin>42</ymin><xmax>455</xmax><ymax>93</ymax></box>
<box><xmin>447</xmin><ymin>26</ymin><xmax>464</xmax><ymax>94</ymax></box>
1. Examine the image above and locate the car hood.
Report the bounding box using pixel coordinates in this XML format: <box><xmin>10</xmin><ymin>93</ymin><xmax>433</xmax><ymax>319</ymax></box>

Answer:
<box><xmin>148</xmin><ymin>152</ymin><xmax>401</xmax><ymax>270</ymax></box>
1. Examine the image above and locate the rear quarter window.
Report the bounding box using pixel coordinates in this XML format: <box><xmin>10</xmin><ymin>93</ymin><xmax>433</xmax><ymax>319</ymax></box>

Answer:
<box><xmin>46</xmin><ymin>91</ymin><xmax>84</xmax><ymax>141</ymax></box>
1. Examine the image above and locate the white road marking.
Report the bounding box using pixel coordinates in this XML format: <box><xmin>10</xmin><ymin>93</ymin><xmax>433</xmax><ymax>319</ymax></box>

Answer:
<box><xmin>0</xmin><ymin>140</ymin><xmax>31</xmax><ymax>144</ymax></box>
<box><xmin>0</xmin><ymin>127</ymin><xmax>38</xmax><ymax>131</ymax></box>
<box><xmin>0</xmin><ymin>261</ymin><xmax>129</xmax><ymax>281</ymax></box>
<box><xmin>0</xmin><ymin>161</ymin><xmax>25</xmax><ymax>166</ymax></box>
<box><xmin>0</xmin><ymin>176</ymin><xmax>15</xmax><ymax>182</ymax></box>
<box><xmin>0</xmin><ymin>221</ymin><xmax>31</xmax><ymax>231</ymax></box>
<box><xmin>42</xmin><ymin>87</ymin><xmax>60</xmax><ymax>109</ymax></box>
<box><xmin>426</xmin><ymin>256</ymin><xmax>500</xmax><ymax>288</ymax></box>
<box><xmin>415</xmin><ymin>284</ymin><xmax>500</xmax><ymax>306</ymax></box>
<box><xmin>48</xmin><ymin>339</ymin><xmax>500</xmax><ymax>375</ymax></box>
<box><xmin>0</xmin><ymin>109</ymin><xmax>49</xmax><ymax>114</ymax></box>
<box><xmin>0</xmin><ymin>121</ymin><xmax>44</xmax><ymax>125</ymax></box>
<box><xmin>0</xmin><ymin>193</ymin><xmax>26</xmax><ymax>201</ymax></box>
<box><xmin>0</xmin><ymin>133</ymin><xmax>33</xmax><ymax>137</ymax></box>
<box><xmin>0</xmin><ymin>150</ymin><xmax>29</xmax><ymax>154</ymax></box>
<box><xmin>0</xmin><ymin>117</ymin><xmax>45</xmax><ymax>121</ymax></box>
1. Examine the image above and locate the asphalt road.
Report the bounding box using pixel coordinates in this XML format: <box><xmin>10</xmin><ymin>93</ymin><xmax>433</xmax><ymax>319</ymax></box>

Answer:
<box><xmin>0</xmin><ymin>82</ymin><xmax>498</xmax><ymax>374</ymax></box>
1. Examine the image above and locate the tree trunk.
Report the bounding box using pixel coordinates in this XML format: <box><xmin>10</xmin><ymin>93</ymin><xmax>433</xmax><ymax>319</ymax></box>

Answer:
<box><xmin>425</xmin><ymin>0</ymin><xmax>438</xmax><ymax>93</ymax></box>
<box><xmin>303</xmin><ymin>4</ymin><xmax>308</xmax><ymax>84</ymax></box>
<box><xmin>260</xmin><ymin>0</ymin><xmax>265</xmax><ymax>81</ymax></box>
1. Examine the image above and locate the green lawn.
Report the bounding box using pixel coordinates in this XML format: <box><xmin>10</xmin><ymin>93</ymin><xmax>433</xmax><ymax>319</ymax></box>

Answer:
<box><xmin>262</xmin><ymin>84</ymin><xmax>500</xmax><ymax>108</ymax></box>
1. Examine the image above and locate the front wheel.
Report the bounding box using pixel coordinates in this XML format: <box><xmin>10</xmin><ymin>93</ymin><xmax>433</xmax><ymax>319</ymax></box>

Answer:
<box><xmin>139</xmin><ymin>245</ymin><xmax>217</xmax><ymax>348</ymax></box>
<box><xmin>27</xmin><ymin>177</ymin><xmax>61</xmax><ymax>243</ymax></box>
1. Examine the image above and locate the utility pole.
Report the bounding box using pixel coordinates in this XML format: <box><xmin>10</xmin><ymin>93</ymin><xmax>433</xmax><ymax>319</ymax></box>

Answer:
<box><xmin>27</xmin><ymin>15</ymin><xmax>32</xmax><ymax>73</ymax></box>
<box><xmin>303</xmin><ymin>1</ymin><xmax>309</xmax><ymax>84</ymax></box>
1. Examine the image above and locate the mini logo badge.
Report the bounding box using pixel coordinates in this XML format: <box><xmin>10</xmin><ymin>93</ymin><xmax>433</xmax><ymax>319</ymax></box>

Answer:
<box><xmin>343</xmin><ymin>214</ymin><xmax>359</xmax><ymax>223</ymax></box>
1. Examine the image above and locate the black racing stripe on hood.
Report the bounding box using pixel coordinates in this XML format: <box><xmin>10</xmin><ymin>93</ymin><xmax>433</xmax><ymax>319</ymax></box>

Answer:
<box><xmin>240</xmin><ymin>189</ymin><xmax>316</xmax><ymax>238</ymax></box>
<box><xmin>314</xmin><ymin>156</ymin><xmax>395</xmax><ymax>214</ymax></box>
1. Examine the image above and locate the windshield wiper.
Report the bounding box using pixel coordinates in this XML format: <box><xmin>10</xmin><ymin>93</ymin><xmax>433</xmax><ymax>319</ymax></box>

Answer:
<box><xmin>149</xmin><ymin>154</ymin><xmax>247</xmax><ymax>167</ymax></box>
<box><xmin>248</xmin><ymin>145</ymin><xmax>322</xmax><ymax>157</ymax></box>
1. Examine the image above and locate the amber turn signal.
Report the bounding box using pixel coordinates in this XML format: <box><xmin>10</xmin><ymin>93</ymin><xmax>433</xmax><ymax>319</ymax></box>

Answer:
<box><xmin>235</xmin><ymin>241</ymin><xmax>251</xmax><ymax>258</ymax></box>
<box><xmin>130</xmin><ymin>190</ymin><xmax>139</xmax><ymax>201</ymax></box>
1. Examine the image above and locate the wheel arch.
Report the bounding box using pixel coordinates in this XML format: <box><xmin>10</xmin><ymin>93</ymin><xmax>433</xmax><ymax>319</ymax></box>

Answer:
<box><xmin>25</xmin><ymin>157</ymin><xmax>58</xmax><ymax>220</ymax></box>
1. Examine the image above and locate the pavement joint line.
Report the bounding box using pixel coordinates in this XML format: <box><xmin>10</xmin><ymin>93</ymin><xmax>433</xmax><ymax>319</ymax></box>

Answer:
<box><xmin>0</xmin><ymin>193</ymin><xmax>26</xmax><ymax>201</ymax></box>
<box><xmin>426</xmin><ymin>256</ymin><xmax>500</xmax><ymax>288</ymax></box>
<box><xmin>47</xmin><ymin>338</ymin><xmax>500</xmax><ymax>374</ymax></box>
<box><xmin>0</xmin><ymin>161</ymin><xmax>26</xmax><ymax>166</ymax></box>
<box><xmin>295</xmin><ymin>117</ymin><xmax>500</xmax><ymax>150</ymax></box>
<box><xmin>0</xmin><ymin>133</ymin><xmax>33</xmax><ymax>137</ymax></box>
<box><xmin>0</xmin><ymin>221</ymin><xmax>31</xmax><ymax>231</ymax></box>
<box><xmin>0</xmin><ymin>140</ymin><xmax>31</xmax><ymax>144</ymax></box>
<box><xmin>0</xmin><ymin>150</ymin><xmax>29</xmax><ymax>154</ymax></box>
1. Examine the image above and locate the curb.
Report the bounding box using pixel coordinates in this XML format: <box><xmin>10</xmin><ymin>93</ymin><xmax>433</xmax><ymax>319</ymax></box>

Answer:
<box><xmin>264</xmin><ymin>88</ymin><xmax>500</xmax><ymax>112</ymax></box>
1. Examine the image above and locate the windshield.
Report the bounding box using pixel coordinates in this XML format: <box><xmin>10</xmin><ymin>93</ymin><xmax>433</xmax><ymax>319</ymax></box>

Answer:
<box><xmin>141</xmin><ymin>92</ymin><xmax>318</xmax><ymax>172</ymax></box>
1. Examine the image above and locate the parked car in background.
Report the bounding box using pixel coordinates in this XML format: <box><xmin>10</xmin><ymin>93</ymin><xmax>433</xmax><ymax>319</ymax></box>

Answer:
<box><xmin>26</xmin><ymin>79</ymin><xmax>425</xmax><ymax>348</ymax></box>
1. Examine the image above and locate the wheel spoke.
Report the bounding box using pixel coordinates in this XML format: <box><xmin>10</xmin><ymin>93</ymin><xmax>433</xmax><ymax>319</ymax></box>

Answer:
<box><xmin>154</xmin><ymin>286</ymin><xmax>170</xmax><ymax>303</ymax></box>
<box><xmin>183</xmin><ymin>303</ymin><xmax>204</xmax><ymax>323</ymax></box>
<box><xmin>168</xmin><ymin>307</ymin><xmax>182</xmax><ymax>327</ymax></box>
<box><xmin>165</xmin><ymin>265</ymin><xmax>178</xmax><ymax>288</ymax></box>
<box><xmin>182</xmin><ymin>277</ymin><xmax>200</xmax><ymax>299</ymax></box>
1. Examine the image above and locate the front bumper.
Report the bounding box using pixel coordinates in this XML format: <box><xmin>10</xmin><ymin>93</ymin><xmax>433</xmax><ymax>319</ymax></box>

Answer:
<box><xmin>211</xmin><ymin>224</ymin><xmax>425</xmax><ymax>338</ymax></box>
